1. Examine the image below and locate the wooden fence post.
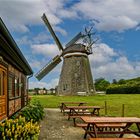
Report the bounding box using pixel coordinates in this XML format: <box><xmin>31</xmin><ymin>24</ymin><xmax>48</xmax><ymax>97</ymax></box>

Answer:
<box><xmin>105</xmin><ymin>101</ymin><xmax>107</xmax><ymax>116</ymax></box>
<box><xmin>122</xmin><ymin>104</ymin><xmax>125</xmax><ymax>117</ymax></box>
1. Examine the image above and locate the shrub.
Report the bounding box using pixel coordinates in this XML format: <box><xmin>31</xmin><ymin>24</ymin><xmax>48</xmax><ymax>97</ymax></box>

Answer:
<box><xmin>0</xmin><ymin>116</ymin><xmax>39</xmax><ymax>140</ymax></box>
<box><xmin>22</xmin><ymin>100</ymin><xmax>44</xmax><ymax>122</ymax></box>
<box><xmin>95</xmin><ymin>78</ymin><xmax>110</xmax><ymax>91</ymax></box>
<box><xmin>106</xmin><ymin>84</ymin><xmax>140</xmax><ymax>94</ymax></box>
<box><xmin>12</xmin><ymin>100</ymin><xmax>44</xmax><ymax>123</ymax></box>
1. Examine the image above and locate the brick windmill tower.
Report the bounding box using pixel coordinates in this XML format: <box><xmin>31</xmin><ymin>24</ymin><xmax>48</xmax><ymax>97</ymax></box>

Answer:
<box><xmin>35</xmin><ymin>14</ymin><xmax>96</xmax><ymax>95</ymax></box>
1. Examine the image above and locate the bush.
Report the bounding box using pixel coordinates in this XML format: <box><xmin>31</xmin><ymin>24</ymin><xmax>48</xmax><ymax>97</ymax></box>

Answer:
<box><xmin>95</xmin><ymin>78</ymin><xmax>110</xmax><ymax>91</ymax></box>
<box><xmin>0</xmin><ymin>116</ymin><xmax>39</xmax><ymax>140</ymax></box>
<box><xmin>21</xmin><ymin>100</ymin><xmax>44</xmax><ymax>123</ymax></box>
<box><xmin>106</xmin><ymin>85</ymin><xmax>140</xmax><ymax>94</ymax></box>
<box><xmin>12</xmin><ymin>100</ymin><xmax>44</xmax><ymax>123</ymax></box>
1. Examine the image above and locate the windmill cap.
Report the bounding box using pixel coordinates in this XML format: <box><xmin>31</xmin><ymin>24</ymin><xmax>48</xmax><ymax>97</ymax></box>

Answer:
<box><xmin>62</xmin><ymin>43</ymin><xmax>90</xmax><ymax>56</ymax></box>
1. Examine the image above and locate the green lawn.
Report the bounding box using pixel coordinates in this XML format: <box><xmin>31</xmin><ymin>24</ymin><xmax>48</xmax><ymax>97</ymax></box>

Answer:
<box><xmin>31</xmin><ymin>94</ymin><xmax>140</xmax><ymax>118</ymax></box>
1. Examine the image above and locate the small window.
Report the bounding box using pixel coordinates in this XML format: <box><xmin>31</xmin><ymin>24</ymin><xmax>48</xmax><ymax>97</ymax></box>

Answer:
<box><xmin>63</xmin><ymin>84</ymin><xmax>68</xmax><ymax>91</ymax></box>
<box><xmin>8</xmin><ymin>74</ymin><xmax>15</xmax><ymax>98</ymax></box>
<box><xmin>0</xmin><ymin>71</ymin><xmax>5</xmax><ymax>96</ymax></box>
<box><xmin>0</xmin><ymin>73</ymin><xmax>2</xmax><ymax>95</ymax></box>
<box><xmin>15</xmin><ymin>77</ymin><xmax>19</xmax><ymax>97</ymax></box>
<box><xmin>2</xmin><ymin>71</ymin><xmax>5</xmax><ymax>95</ymax></box>
<box><xmin>76</xmin><ymin>61</ymin><xmax>80</xmax><ymax>66</ymax></box>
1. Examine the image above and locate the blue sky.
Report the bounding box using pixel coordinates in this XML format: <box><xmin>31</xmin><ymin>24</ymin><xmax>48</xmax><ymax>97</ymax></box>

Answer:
<box><xmin>0</xmin><ymin>0</ymin><xmax>140</xmax><ymax>89</ymax></box>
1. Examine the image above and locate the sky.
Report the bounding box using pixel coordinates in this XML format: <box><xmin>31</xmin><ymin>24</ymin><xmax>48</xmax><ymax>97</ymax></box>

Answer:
<box><xmin>0</xmin><ymin>0</ymin><xmax>140</xmax><ymax>89</ymax></box>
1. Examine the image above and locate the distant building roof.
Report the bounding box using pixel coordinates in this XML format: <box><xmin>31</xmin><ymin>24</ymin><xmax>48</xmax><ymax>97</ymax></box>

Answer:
<box><xmin>0</xmin><ymin>18</ymin><xmax>33</xmax><ymax>75</ymax></box>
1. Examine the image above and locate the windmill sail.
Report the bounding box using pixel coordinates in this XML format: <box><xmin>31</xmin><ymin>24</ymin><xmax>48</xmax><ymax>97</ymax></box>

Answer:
<box><xmin>65</xmin><ymin>32</ymin><xmax>83</xmax><ymax>47</ymax></box>
<box><xmin>35</xmin><ymin>55</ymin><xmax>62</xmax><ymax>80</ymax></box>
<box><xmin>42</xmin><ymin>13</ymin><xmax>64</xmax><ymax>51</ymax></box>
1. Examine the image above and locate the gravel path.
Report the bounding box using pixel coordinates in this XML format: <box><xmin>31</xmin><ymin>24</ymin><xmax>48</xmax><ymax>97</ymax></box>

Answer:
<box><xmin>39</xmin><ymin>108</ymin><xmax>139</xmax><ymax>140</ymax></box>
<box><xmin>39</xmin><ymin>108</ymin><xmax>85</xmax><ymax>140</ymax></box>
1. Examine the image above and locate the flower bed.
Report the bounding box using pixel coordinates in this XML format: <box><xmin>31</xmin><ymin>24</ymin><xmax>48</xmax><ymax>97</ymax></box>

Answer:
<box><xmin>0</xmin><ymin>116</ymin><xmax>39</xmax><ymax>140</ymax></box>
<box><xmin>0</xmin><ymin>100</ymin><xmax>44</xmax><ymax>140</ymax></box>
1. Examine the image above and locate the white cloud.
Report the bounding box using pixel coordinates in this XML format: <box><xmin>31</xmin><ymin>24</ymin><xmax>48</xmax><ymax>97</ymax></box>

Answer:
<box><xmin>89</xmin><ymin>43</ymin><xmax>140</xmax><ymax>81</ymax></box>
<box><xmin>136</xmin><ymin>25</ymin><xmax>140</xmax><ymax>31</ymax></box>
<box><xmin>74</xmin><ymin>0</ymin><xmax>140</xmax><ymax>31</ymax></box>
<box><xmin>94</xmin><ymin>57</ymin><xmax>134</xmax><ymax>79</ymax></box>
<box><xmin>90</xmin><ymin>43</ymin><xmax>117</xmax><ymax>67</ymax></box>
<box><xmin>1</xmin><ymin>0</ymin><xmax>140</xmax><ymax>33</ymax></box>
<box><xmin>29</xmin><ymin>78</ymin><xmax>59</xmax><ymax>89</ymax></box>
<box><xmin>29</xmin><ymin>60</ymin><xmax>43</xmax><ymax>70</ymax></box>
<box><xmin>31</xmin><ymin>43</ymin><xmax>60</xmax><ymax>57</ymax></box>
<box><xmin>17</xmin><ymin>32</ymin><xmax>51</xmax><ymax>46</ymax></box>
<box><xmin>0</xmin><ymin>0</ymin><xmax>77</xmax><ymax>33</ymax></box>
<box><xmin>33</xmin><ymin>32</ymin><xmax>51</xmax><ymax>44</ymax></box>
<box><xmin>17</xmin><ymin>36</ymin><xmax>32</xmax><ymax>46</ymax></box>
<box><xmin>54</xmin><ymin>26</ymin><xmax>67</xmax><ymax>36</ymax></box>
<box><xmin>0</xmin><ymin>0</ymin><xmax>45</xmax><ymax>32</ymax></box>
<box><xmin>96</xmin><ymin>16</ymin><xmax>137</xmax><ymax>32</ymax></box>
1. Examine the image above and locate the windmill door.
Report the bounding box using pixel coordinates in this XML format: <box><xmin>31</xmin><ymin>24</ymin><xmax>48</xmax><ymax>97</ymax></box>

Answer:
<box><xmin>0</xmin><ymin>65</ymin><xmax>7</xmax><ymax>121</ymax></box>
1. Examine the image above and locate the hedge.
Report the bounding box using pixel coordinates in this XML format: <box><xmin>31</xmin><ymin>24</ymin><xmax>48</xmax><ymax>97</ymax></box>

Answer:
<box><xmin>106</xmin><ymin>86</ymin><xmax>140</xmax><ymax>94</ymax></box>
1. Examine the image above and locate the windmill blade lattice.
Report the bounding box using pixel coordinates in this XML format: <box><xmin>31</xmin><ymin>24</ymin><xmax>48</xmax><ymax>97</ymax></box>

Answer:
<box><xmin>35</xmin><ymin>55</ymin><xmax>62</xmax><ymax>80</ymax></box>
<box><xmin>65</xmin><ymin>32</ymin><xmax>83</xmax><ymax>47</ymax></box>
<box><xmin>42</xmin><ymin>13</ymin><xmax>64</xmax><ymax>51</ymax></box>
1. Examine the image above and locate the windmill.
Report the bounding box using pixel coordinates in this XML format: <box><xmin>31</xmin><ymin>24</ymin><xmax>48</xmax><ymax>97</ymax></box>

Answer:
<box><xmin>35</xmin><ymin>13</ymin><xmax>96</xmax><ymax>95</ymax></box>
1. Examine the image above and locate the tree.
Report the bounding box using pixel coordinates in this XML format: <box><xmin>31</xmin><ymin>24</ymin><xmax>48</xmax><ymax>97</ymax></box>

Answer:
<box><xmin>95</xmin><ymin>78</ymin><xmax>110</xmax><ymax>91</ymax></box>
<box><xmin>118</xmin><ymin>79</ymin><xmax>126</xmax><ymax>84</ymax></box>
<box><xmin>112</xmin><ymin>79</ymin><xmax>117</xmax><ymax>84</ymax></box>
<box><xmin>34</xmin><ymin>88</ymin><xmax>40</xmax><ymax>95</ymax></box>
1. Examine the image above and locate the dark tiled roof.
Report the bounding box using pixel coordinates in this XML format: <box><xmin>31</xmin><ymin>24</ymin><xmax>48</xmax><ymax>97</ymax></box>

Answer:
<box><xmin>0</xmin><ymin>18</ymin><xmax>33</xmax><ymax>75</ymax></box>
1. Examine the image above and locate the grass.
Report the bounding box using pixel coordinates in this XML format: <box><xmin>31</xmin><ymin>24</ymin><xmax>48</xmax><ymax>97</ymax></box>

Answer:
<box><xmin>31</xmin><ymin>94</ymin><xmax>140</xmax><ymax>118</ymax></box>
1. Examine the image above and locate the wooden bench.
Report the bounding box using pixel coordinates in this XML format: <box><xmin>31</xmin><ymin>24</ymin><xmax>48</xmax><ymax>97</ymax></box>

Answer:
<box><xmin>59</xmin><ymin>102</ymin><xmax>87</xmax><ymax>115</ymax></box>
<box><xmin>96</xmin><ymin>123</ymin><xmax>126</xmax><ymax>128</ymax></box>
<box><xmin>68</xmin><ymin>111</ymin><xmax>92</xmax><ymax>116</ymax></box>
<box><xmin>72</xmin><ymin>116</ymin><xmax>126</xmax><ymax>129</ymax></box>
<box><xmin>69</xmin><ymin>114</ymin><xmax>95</xmax><ymax>126</ymax></box>
<box><xmin>75</xmin><ymin>122</ymin><xmax>126</xmax><ymax>133</ymax></box>
<box><xmin>96</xmin><ymin>123</ymin><xmax>126</xmax><ymax>131</ymax></box>
<box><xmin>89</xmin><ymin>138</ymin><xmax>140</xmax><ymax>140</ymax></box>
<box><xmin>69</xmin><ymin>115</ymin><xmax>87</xmax><ymax>126</ymax></box>
<box><xmin>76</xmin><ymin>123</ymin><xmax>87</xmax><ymax>127</ymax></box>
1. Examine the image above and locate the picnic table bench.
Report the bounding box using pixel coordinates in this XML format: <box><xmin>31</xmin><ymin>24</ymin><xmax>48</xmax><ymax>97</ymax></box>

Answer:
<box><xmin>59</xmin><ymin>102</ymin><xmax>87</xmax><ymax>115</ymax></box>
<box><xmin>81</xmin><ymin>116</ymin><xmax>140</xmax><ymax>139</ymax></box>
<box><xmin>76</xmin><ymin>122</ymin><xmax>126</xmax><ymax>131</ymax></box>
<box><xmin>66</xmin><ymin>106</ymin><xmax>102</xmax><ymax>126</ymax></box>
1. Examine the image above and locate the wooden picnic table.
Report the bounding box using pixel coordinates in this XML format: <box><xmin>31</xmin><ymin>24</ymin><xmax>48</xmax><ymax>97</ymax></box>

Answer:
<box><xmin>66</xmin><ymin>106</ymin><xmax>101</xmax><ymax>121</ymax></box>
<box><xmin>59</xmin><ymin>102</ymin><xmax>87</xmax><ymax>114</ymax></box>
<box><xmin>81</xmin><ymin>116</ymin><xmax>140</xmax><ymax>139</ymax></box>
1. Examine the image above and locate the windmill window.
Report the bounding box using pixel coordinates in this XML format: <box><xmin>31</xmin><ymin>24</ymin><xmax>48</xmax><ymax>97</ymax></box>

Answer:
<box><xmin>63</xmin><ymin>84</ymin><xmax>68</xmax><ymax>90</ymax></box>
<box><xmin>66</xmin><ymin>84</ymin><xmax>68</xmax><ymax>89</ymax></box>
<box><xmin>76</xmin><ymin>61</ymin><xmax>80</xmax><ymax>66</ymax></box>
<box><xmin>74</xmin><ymin>73</ymin><xmax>78</xmax><ymax>78</ymax></box>
<box><xmin>63</xmin><ymin>85</ymin><xmax>66</xmax><ymax>90</ymax></box>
